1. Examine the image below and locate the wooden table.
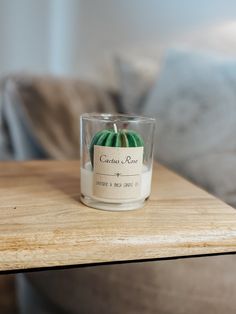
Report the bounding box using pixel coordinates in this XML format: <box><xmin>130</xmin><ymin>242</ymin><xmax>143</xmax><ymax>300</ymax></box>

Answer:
<box><xmin>0</xmin><ymin>160</ymin><xmax>236</xmax><ymax>273</ymax></box>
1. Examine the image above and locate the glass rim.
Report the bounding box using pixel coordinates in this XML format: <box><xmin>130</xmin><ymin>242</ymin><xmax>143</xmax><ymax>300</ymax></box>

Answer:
<box><xmin>80</xmin><ymin>113</ymin><xmax>156</xmax><ymax>124</ymax></box>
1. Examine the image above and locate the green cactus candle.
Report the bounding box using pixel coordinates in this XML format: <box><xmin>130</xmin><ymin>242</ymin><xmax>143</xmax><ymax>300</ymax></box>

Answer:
<box><xmin>80</xmin><ymin>113</ymin><xmax>155</xmax><ymax>210</ymax></box>
<box><xmin>89</xmin><ymin>124</ymin><xmax>144</xmax><ymax>166</ymax></box>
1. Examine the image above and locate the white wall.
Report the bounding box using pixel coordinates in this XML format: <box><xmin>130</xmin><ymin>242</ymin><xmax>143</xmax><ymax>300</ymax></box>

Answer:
<box><xmin>0</xmin><ymin>0</ymin><xmax>51</xmax><ymax>74</ymax></box>
<box><xmin>1</xmin><ymin>0</ymin><xmax>236</xmax><ymax>85</ymax></box>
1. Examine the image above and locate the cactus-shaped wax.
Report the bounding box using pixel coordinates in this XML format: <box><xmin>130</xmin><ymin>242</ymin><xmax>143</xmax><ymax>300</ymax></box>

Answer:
<box><xmin>89</xmin><ymin>124</ymin><xmax>144</xmax><ymax>166</ymax></box>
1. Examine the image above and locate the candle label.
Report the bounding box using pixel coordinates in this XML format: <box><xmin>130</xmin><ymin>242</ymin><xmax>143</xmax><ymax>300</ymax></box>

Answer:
<box><xmin>93</xmin><ymin>145</ymin><xmax>143</xmax><ymax>200</ymax></box>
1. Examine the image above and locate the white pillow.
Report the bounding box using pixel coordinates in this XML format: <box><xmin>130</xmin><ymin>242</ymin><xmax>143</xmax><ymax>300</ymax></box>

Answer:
<box><xmin>143</xmin><ymin>48</ymin><xmax>236</xmax><ymax>207</ymax></box>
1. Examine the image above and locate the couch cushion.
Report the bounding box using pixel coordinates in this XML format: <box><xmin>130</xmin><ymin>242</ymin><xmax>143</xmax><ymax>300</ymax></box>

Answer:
<box><xmin>25</xmin><ymin>255</ymin><xmax>236</xmax><ymax>314</ymax></box>
<box><xmin>1</xmin><ymin>75</ymin><xmax>117</xmax><ymax>160</ymax></box>
<box><xmin>142</xmin><ymin>48</ymin><xmax>236</xmax><ymax>207</ymax></box>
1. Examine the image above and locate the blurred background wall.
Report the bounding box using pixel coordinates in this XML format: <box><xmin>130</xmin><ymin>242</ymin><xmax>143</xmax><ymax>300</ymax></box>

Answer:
<box><xmin>1</xmin><ymin>0</ymin><xmax>236</xmax><ymax>85</ymax></box>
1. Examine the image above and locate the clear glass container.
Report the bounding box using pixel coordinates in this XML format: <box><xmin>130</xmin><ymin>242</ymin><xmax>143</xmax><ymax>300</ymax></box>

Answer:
<box><xmin>80</xmin><ymin>113</ymin><xmax>156</xmax><ymax>211</ymax></box>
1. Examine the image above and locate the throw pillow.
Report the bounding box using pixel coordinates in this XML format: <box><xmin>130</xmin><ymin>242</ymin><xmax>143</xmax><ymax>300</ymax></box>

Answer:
<box><xmin>143</xmin><ymin>48</ymin><xmax>236</xmax><ymax>207</ymax></box>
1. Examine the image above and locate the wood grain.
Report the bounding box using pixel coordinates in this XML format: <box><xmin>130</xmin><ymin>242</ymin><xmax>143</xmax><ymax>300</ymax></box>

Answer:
<box><xmin>0</xmin><ymin>161</ymin><xmax>236</xmax><ymax>272</ymax></box>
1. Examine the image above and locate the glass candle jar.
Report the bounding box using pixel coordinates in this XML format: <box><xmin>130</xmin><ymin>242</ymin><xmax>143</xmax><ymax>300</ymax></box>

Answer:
<box><xmin>80</xmin><ymin>113</ymin><xmax>155</xmax><ymax>211</ymax></box>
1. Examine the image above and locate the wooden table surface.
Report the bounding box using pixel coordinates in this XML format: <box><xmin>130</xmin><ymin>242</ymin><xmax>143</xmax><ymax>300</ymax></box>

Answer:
<box><xmin>0</xmin><ymin>160</ymin><xmax>236</xmax><ymax>272</ymax></box>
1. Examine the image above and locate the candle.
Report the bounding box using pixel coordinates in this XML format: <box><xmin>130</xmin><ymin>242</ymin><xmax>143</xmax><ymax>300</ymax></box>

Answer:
<box><xmin>80</xmin><ymin>113</ymin><xmax>155</xmax><ymax>211</ymax></box>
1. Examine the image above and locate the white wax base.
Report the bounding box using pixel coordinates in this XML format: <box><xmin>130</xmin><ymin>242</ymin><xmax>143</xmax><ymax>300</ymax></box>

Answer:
<box><xmin>80</xmin><ymin>162</ymin><xmax>152</xmax><ymax>210</ymax></box>
<box><xmin>81</xmin><ymin>195</ymin><xmax>147</xmax><ymax>211</ymax></box>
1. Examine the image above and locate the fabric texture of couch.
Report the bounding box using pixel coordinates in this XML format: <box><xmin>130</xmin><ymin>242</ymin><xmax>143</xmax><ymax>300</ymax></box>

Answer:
<box><xmin>0</xmin><ymin>75</ymin><xmax>116</xmax><ymax>160</ymax></box>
